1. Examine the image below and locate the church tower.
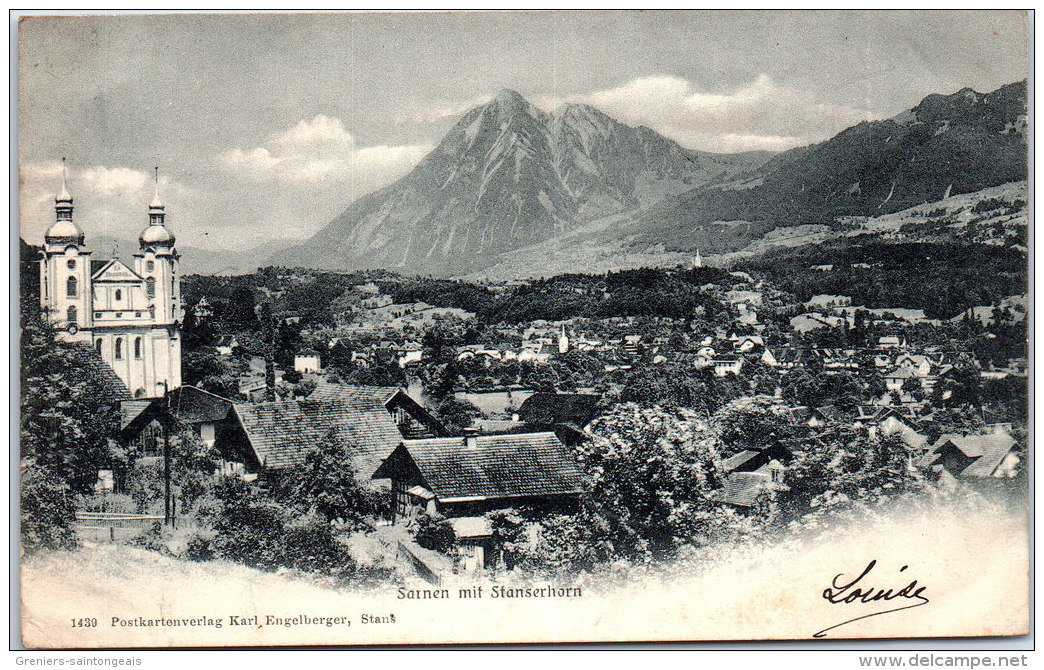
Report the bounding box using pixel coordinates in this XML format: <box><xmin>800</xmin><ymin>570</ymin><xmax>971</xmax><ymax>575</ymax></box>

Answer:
<box><xmin>38</xmin><ymin>164</ymin><xmax>183</xmax><ymax>398</ymax></box>
<box><xmin>558</xmin><ymin>324</ymin><xmax>570</xmax><ymax>354</ymax></box>
<box><xmin>40</xmin><ymin>159</ymin><xmax>91</xmax><ymax>340</ymax></box>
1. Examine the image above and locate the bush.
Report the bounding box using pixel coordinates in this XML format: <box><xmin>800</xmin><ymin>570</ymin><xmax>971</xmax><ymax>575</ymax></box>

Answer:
<box><xmin>211</xmin><ymin>478</ymin><xmax>361</xmax><ymax>577</ymax></box>
<box><xmin>132</xmin><ymin>521</ymin><xmax>168</xmax><ymax>553</ymax></box>
<box><xmin>179</xmin><ymin>470</ymin><xmax>213</xmax><ymax>511</ymax></box>
<box><xmin>487</xmin><ymin>509</ymin><xmax>527</xmax><ymax>569</ymax></box>
<box><xmin>513</xmin><ymin>510</ymin><xmax>614</xmax><ymax>577</ymax></box>
<box><xmin>127</xmin><ymin>460</ymin><xmax>164</xmax><ymax>514</ymax></box>
<box><xmin>212</xmin><ymin>496</ymin><xmax>290</xmax><ymax>570</ymax></box>
<box><xmin>414</xmin><ymin>512</ymin><xmax>456</xmax><ymax>553</ymax></box>
<box><xmin>269</xmin><ymin>432</ymin><xmax>384</xmax><ymax>530</ymax></box>
<box><xmin>433</xmin><ymin>398</ymin><xmax>481</xmax><ymax>435</ymax></box>
<box><xmin>280</xmin><ymin>513</ymin><xmax>353</xmax><ymax>574</ymax></box>
<box><xmin>20</xmin><ymin>463</ymin><xmax>79</xmax><ymax>554</ymax></box>
<box><xmin>184</xmin><ymin>531</ymin><xmax>216</xmax><ymax>562</ymax></box>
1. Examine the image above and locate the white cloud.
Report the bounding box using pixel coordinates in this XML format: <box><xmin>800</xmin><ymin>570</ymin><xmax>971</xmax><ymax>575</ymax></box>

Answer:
<box><xmin>219</xmin><ymin>114</ymin><xmax>432</xmax><ymax>185</ymax></box>
<box><xmin>556</xmin><ymin>74</ymin><xmax>875</xmax><ymax>153</ymax></box>
<box><xmin>18</xmin><ymin>162</ymin><xmax>199</xmax><ymax>247</ymax></box>
<box><xmin>19</xmin><ymin>117</ymin><xmax>436</xmax><ymax>254</ymax></box>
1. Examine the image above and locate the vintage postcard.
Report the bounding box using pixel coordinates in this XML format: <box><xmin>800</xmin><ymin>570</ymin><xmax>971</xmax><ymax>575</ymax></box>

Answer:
<box><xmin>16</xmin><ymin>10</ymin><xmax>1030</xmax><ymax>648</ymax></box>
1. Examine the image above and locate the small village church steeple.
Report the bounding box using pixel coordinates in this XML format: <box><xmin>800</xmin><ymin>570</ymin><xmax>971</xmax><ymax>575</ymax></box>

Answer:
<box><xmin>558</xmin><ymin>325</ymin><xmax>570</xmax><ymax>354</ymax></box>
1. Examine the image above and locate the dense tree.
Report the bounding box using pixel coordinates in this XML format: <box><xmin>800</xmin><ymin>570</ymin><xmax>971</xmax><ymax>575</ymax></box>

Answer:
<box><xmin>20</xmin><ymin>461</ymin><xmax>79</xmax><ymax>553</ymax></box>
<box><xmin>432</xmin><ymin>398</ymin><xmax>481</xmax><ymax>435</ymax></box>
<box><xmin>182</xmin><ymin>348</ymin><xmax>240</xmax><ymax>398</ymax></box>
<box><xmin>581</xmin><ymin>404</ymin><xmax>724</xmax><ymax>560</ymax></box>
<box><xmin>20</xmin><ymin>320</ymin><xmax>123</xmax><ymax>495</ymax></box>
<box><xmin>737</xmin><ymin>241</ymin><xmax>1026</xmax><ymax>320</ymax></box>
<box><xmin>269</xmin><ymin>432</ymin><xmax>383</xmax><ymax>529</ymax></box>
<box><xmin>780</xmin><ymin>430</ymin><xmax>921</xmax><ymax>520</ymax></box>
<box><xmin>711</xmin><ymin>395</ymin><xmax>793</xmax><ymax>456</ymax></box>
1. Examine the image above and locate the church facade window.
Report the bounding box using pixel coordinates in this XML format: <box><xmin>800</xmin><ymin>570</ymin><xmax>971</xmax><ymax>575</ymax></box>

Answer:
<box><xmin>146</xmin><ymin>260</ymin><xmax>155</xmax><ymax>272</ymax></box>
<box><xmin>95</xmin><ymin>339</ymin><xmax>103</xmax><ymax>355</ymax></box>
<box><xmin>146</xmin><ymin>277</ymin><xmax>156</xmax><ymax>298</ymax></box>
<box><xmin>114</xmin><ymin>338</ymin><xmax>123</xmax><ymax>360</ymax></box>
<box><xmin>134</xmin><ymin>337</ymin><xmax>142</xmax><ymax>359</ymax></box>
<box><xmin>115</xmin><ymin>289</ymin><xmax>122</xmax><ymax>302</ymax></box>
<box><xmin>67</xmin><ymin>259</ymin><xmax>76</xmax><ymax>269</ymax></box>
<box><xmin>66</xmin><ymin>276</ymin><xmax>77</xmax><ymax>297</ymax></box>
<box><xmin>67</xmin><ymin>305</ymin><xmax>77</xmax><ymax>324</ymax></box>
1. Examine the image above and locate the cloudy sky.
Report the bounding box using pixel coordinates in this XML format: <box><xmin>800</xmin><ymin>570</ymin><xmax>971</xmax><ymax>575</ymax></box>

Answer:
<box><xmin>18</xmin><ymin>11</ymin><xmax>1029</xmax><ymax>252</ymax></box>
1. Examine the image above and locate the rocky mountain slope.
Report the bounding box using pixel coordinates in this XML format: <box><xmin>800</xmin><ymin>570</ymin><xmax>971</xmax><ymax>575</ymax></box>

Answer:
<box><xmin>272</xmin><ymin>89</ymin><xmax>769</xmax><ymax>275</ymax></box>
<box><xmin>468</xmin><ymin>81</ymin><xmax>1029</xmax><ymax>279</ymax></box>
<box><xmin>617</xmin><ymin>80</ymin><xmax>1028</xmax><ymax>254</ymax></box>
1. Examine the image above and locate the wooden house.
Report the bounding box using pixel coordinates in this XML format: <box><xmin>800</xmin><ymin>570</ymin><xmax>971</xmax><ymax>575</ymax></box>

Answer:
<box><xmin>854</xmin><ymin>406</ymin><xmax>928</xmax><ymax>450</ymax></box>
<box><xmin>228</xmin><ymin>398</ymin><xmax>407</xmax><ymax>483</ymax></box>
<box><xmin>884</xmin><ymin>366</ymin><xmax>918</xmax><ymax>392</ymax></box>
<box><xmin>120</xmin><ymin>385</ymin><xmax>236</xmax><ymax>458</ymax></box>
<box><xmin>308</xmin><ymin>382</ymin><xmax>446</xmax><ymax>439</ymax></box>
<box><xmin>711</xmin><ymin>357</ymin><xmax>744</xmax><ymax>377</ymax></box>
<box><xmin>372</xmin><ymin>431</ymin><xmax>586</xmax><ymax>523</ymax></box>
<box><xmin>918</xmin><ymin>433</ymin><xmax>1021</xmax><ymax>480</ymax></box>
<box><xmin>877</xmin><ymin>336</ymin><xmax>904</xmax><ymax>350</ymax></box>
<box><xmin>714</xmin><ymin>440</ymin><xmax>794</xmax><ymax>508</ymax></box>
<box><xmin>178</xmin><ymin>383</ymin><xmax>446</xmax><ymax>482</ymax></box>
<box><xmin>895</xmin><ymin>354</ymin><xmax>933</xmax><ymax>378</ymax></box>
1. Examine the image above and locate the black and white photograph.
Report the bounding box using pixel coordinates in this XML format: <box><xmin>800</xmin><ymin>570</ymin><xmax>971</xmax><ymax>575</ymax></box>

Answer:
<box><xmin>14</xmin><ymin>10</ymin><xmax>1030</xmax><ymax>648</ymax></box>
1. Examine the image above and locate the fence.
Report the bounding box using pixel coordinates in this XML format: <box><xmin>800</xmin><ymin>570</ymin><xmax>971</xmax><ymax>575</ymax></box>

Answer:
<box><xmin>73</xmin><ymin>511</ymin><xmax>167</xmax><ymax>542</ymax></box>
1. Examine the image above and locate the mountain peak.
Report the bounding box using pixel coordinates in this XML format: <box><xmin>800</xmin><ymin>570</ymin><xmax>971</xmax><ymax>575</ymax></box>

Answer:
<box><xmin>491</xmin><ymin>88</ymin><xmax>529</xmax><ymax>109</ymax></box>
<box><xmin>555</xmin><ymin>101</ymin><xmax>611</xmax><ymax>121</ymax></box>
<box><xmin>274</xmin><ymin>84</ymin><xmax>774</xmax><ymax>276</ymax></box>
<box><xmin>481</xmin><ymin>88</ymin><xmax>543</xmax><ymax>125</ymax></box>
<box><xmin>494</xmin><ymin>88</ymin><xmax>526</xmax><ymax>101</ymax></box>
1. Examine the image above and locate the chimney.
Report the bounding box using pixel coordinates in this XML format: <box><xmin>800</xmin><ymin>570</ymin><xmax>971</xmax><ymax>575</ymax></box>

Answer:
<box><xmin>464</xmin><ymin>426</ymin><xmax>479</xmax><ymax>450</ymax></box>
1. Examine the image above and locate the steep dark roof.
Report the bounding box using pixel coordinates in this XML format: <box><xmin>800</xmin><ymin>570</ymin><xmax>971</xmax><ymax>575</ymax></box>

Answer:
<box><xmin>786</xmin><ymin>407</ymin><xmax>813</xmax><ymax>424</ymax></box>
<box><xmin>68</xmin><ymin>343</ymin><xmax>132</xmax><ymax>402</ymax></box>
<box><xmin>374</xmin><ymin>432</ymin><xmax>586</xmax><ymax>501</ymax></box>
<box><xmin>856</xmin><ymin>405</ymin><xmax>918</xmax><ymax>425</ymax></box>
<box><xmin>233</xmin><ymin>398</ymin><xmax>403</xmax><ymax>477</ymax></box>
<box><xmin>120</xmin><ymin>400</ymin><xmax>153</xmax><ymax>431</ymax></box>
<box><xmin>308</xmin><ymin>381</ymin><xmax>445</xmax><ymax>438</ymax></box>
<box><xmin>517</xmin><ymin>393</ymin><xmax>603</xmax><ymax>427</ymax></box>
<box><xmin>814</xmin><ymin>405</ymin><xmax>845</xmax><ymax>421</ymax></box>
<box><xmin>927</xmin><ymin>433</ymin><xmax>1019</xmax><ymax>478</ymax></box>
<box><xmin>168</xmin><ymin>385</ymin><xmax>233</xmax><ymax>424</ymax></box>
<box><xmin>720</xmin><ymin>449</ymin><xmax>760</xmax><ymax>473</ymax></box>
<box><xmin>714</xmin><ymin>470</ymin><xmax>772</xmax><ymax>507</ymax></box>
<box><xmin>309</xmin><ymin>381</ymin><xmax>399</xmax><ymax>405</ymax></box>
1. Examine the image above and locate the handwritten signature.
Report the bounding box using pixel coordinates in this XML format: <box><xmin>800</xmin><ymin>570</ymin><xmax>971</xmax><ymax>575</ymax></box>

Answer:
<box><xmin>813</xmin><ymin>560</ymin><xmax>929</xmax><ymax>638</ymax></box>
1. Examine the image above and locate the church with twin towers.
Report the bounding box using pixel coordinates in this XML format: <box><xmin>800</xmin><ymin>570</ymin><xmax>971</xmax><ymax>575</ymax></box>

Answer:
<box><xmin>39</xmin><ymin>164</ymin><xmax>183</xmax><ymax>399</ymax></box>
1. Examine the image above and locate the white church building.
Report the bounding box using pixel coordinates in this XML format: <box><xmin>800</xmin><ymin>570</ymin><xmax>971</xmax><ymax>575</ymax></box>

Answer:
<box><xmin>39</xmin><ymin>167</ymin><xmax>183</xmax><ymax>399</ymax></box>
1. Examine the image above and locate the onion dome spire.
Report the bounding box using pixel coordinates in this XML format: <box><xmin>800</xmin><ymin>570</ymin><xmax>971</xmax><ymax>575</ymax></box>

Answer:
<box><xmin>140</xmin><ymin>166</ymin><xmax>175</xmax><ymax>250</ymax></box>
<box><xmin>56</xmin><ymin>157</ymin><xmax>72</xmax><ymax>204</ymax></box>
<box><xmin>45</xmin><ymin>158</ymin><xmax>84</xmax><ymax>247</ymax></box>
<box><xmin>149</xmin><ymin>166</ymin><xmax>163</xmax><ymax>210</ymax></box>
